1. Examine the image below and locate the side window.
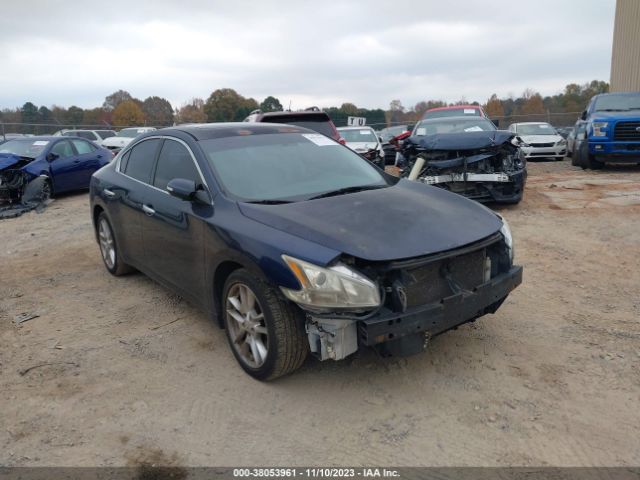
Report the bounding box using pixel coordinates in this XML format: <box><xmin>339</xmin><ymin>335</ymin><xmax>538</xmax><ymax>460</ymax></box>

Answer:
<box><xmin>119</xmin><ymin>150</ymin><xmax>131</xmax><ymax>172</ymax></box>
<box><xmin>123</xmin><ymin>139</ymin><xmax>161</xmax><ymax>184</ymax></box>
<box><xmin>153</xmin><ymin>139</ymin><xmax>201</xmax><ymax>191</ymax></box>
<box><xmin>51</xmin><ymin>140</ymin><xmax>74</xmax><ymax>158</ymax></box>
<box><xmin>71</xmin><ymin>139</ymin><xmax>96</xmax><ymax>155</ymax></box>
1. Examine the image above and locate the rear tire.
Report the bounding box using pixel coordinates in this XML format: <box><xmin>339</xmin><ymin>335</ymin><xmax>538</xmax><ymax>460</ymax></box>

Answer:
<box><xmin>222</xmin><ymin>269</ymin><xmax>308</xmax><ymax>381</ymax></box>
<box><xmin>97</xmin><ymin>212</ymin><xmax>134</xmax><ymax>276</ymax></box>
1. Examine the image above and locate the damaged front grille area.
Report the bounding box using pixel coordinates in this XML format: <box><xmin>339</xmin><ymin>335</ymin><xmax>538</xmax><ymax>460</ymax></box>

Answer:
<box><xmin>354</xmin><ymin>232</ymin><xmax>511</xmax><ymax>315</ymax></box>
<box><xmin>0</xmin><ymin>169</ymin><xmax>29</xmax><ymax>202</ymax></box>
<box><xmin>352</xmin><ymin>233</ymin><xmax>515</xmax><ymax>350</ymax></box>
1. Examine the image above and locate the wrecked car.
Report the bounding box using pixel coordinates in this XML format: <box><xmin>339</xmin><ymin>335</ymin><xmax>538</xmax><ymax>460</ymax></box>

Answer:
<box><xmin>90</xmin><ymin>123</ymin><xmax>522</xmax><ymax>381</ymax></box>
<box><xmin>0</xmin><ymin>136</ymin><xmax>113</xmax><ymax>207</ymax></box>
<box><xmin>400</xmin><ymin>116</ymin><xmax>527</xmax><ymax>204</ymax></box>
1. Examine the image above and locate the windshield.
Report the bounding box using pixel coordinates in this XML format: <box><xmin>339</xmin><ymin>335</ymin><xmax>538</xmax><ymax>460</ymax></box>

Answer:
<box><xmin>593</xmin><ymin>93</ymin><xmax>640</xmax><ymax>112</ymax></box>
<box><xmin>200</xmin><ymin>132</ymin><xmax>387</xmax><ymax>202</ymax></box>
<box><xmin>0</xmin><ymin>139</ymin><xmax>49</xmax><ymax>158</ymax></box>
<box><xmin>413</xmin><ymin>118</ymin><xmax>496</xmax><ymax>135</ymax></box>
<box><xmin>423</xmin><ymin>108</ymin><xmax>481</xmax><ymax>119</ymax></box>
<box><xmin>515</xmin><ymin>123</ymin><xmax>557</xmax><ymax>135</ymax></box>
<box><xmin>338</xmin><ymin>129</ymin><xmax>378</xmax><ymax>143</ymax></box>
<box><xmin>117</xmin><ymin>128</ymin><xmax>146</xmax><ymax>138</ymax></box>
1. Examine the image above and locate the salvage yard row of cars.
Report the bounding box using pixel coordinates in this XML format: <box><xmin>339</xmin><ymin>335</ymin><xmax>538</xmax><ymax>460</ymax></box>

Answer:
<box><xmin>3</xmin><ymin>90</ymin><xmax>640</xmax><ymax>380</ymax></box>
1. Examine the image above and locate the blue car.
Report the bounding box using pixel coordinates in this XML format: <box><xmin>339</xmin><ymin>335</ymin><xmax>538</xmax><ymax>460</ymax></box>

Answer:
<box><xmin>0</xmin><ymin>136</ymin><xmax>113</xmax><ymax>203</ymax></box>
<box><xmin>89</xmin><ymin>123</ymin><xmax>522</xmax><ymax>380</ymax></box>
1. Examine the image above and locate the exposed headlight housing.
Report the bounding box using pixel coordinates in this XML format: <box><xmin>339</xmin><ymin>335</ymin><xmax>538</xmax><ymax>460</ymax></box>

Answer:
<box><xmin>556</xmin><ymin>139</ymin><xmax>567</xmax><ymax>146</ymax></box>
<box><xmin>591</xmin><ymin>122</ymin><xmax>608</xmax><ymax>137</ymax></box>
<box><xmin>499</xmin><ymin>216</ymin><xmax>514</xmax><ymax>262</ymax></box>
<box><xmin>281</xmin><ymin>255</ymin><xmax>381</xmax><ymax>311</ymax></box>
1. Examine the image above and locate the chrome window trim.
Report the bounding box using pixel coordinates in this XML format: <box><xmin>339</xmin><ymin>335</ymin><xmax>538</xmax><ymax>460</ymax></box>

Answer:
<box><xmin>115</xmin><ymin>135</ymin><xmax>212</xmax><ymax>201</ymax></box>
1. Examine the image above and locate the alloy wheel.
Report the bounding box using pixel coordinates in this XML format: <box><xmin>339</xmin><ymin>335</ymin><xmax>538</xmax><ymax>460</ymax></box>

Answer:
<box><xmin>98</xmin><ymin>218</ymin><xmax>116</xmax><ymax>270</ymax></box>
<box><xmin>225</xmin><ymin>283</ymin><xmax>269</xmax><ymax>368</ymax></box>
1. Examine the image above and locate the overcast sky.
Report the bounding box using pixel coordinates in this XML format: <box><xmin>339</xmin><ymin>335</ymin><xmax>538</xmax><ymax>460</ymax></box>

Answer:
<box><xmin>0</xmin><ymin>0</ymin><xmax>616</xmax><ymax>111</ymax></box>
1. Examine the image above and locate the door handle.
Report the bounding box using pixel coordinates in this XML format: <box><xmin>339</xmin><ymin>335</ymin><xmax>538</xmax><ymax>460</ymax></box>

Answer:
<box><xmin>103</xmin><ymin>189</ymin><xmax>116</xmax><ymax>198</ymax></box>
<box><xmin>73</xmin><ymin>159</ymin><xmax>81</xmax><ymax>164</ymax></box>
<box><xmin>142</xmin><ymin>204</ymin><xmax>155</xmax><ymax>216</ymax></box>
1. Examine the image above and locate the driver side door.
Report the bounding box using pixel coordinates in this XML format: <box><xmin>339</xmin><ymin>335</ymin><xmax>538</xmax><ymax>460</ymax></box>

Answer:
<box><xmin>47</xmin><ymin>139</ymin><xmax>79</xmax><ymax>193</ymax></box>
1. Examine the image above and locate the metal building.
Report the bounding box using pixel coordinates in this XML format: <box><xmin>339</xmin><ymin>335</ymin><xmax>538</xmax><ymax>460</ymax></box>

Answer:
<box><xmin>610</xmin><ymin>0</ymin><xmax>640</xmax><ymax>92</ymax></box>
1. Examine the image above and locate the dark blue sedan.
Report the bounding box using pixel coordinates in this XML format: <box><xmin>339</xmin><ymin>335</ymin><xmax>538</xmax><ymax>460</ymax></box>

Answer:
<box><xmin>89</xmin><ymin>123</ymin><xmax>522</xmax><ymax>380</ymax></box>
<box><xmin>0</xmin><ymin>136</ymin><xmax>113</xmax><ymax>202</ymax></box>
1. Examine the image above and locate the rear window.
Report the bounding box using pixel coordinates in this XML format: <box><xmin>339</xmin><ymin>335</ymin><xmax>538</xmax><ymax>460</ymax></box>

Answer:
<box><xmin>123</xmin><ymin>139</ymin><xmax>161</xmax><ymax>184</ymax></box>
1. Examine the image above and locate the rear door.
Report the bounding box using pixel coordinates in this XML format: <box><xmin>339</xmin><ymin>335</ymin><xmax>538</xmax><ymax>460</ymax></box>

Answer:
<box><xmin>70</xmin><ymin>139</ymin><xmax>103</xmax><ymax>187</ymax></box>
<box><xmin>140</xmin><ymin>138</ymin><xmax>209</xmax><ymax>301</ymax></box>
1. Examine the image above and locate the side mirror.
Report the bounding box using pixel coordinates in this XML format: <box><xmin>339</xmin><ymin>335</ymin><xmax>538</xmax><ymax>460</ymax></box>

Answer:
<box><xmin>580</xmin><ymin>111</ymin><xmax>587</xmax><ymax>121</ymax></box>
<box><xmin>378</xmin><ymin>136</ymin><xmax>384</xmax><ymax>143</ymax></box>
<box><xmin>166</xmin><ymin>178</ymin><xmax>197</xmax><ymax>201</ymax></box>
<box><xmin>46</xmin><ymin>153</ymin><xmax>59</xmax><ymax>162</ymax></box>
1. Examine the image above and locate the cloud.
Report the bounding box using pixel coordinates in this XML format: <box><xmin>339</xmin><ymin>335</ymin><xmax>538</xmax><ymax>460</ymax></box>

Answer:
<box><xmin>0</xmin><ymin>0</ymin><xmax>615</xmax><ymax>110</ymax></box>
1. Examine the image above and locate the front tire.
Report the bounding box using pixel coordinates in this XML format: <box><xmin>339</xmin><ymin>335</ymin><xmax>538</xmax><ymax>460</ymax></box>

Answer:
<box><xmin>97</xmin><ymin>212</ymin><xmax>133</xmax><ymax>276</ymax></box>
<box><xmin>585</xmin><ymin>152</ymin><xmax>603</xmax><ymax>170</ymax></box>
<box><xmin>222</xmin><ymin>269</ymin><xmax>308</xmax><ymax>381</ymax></box>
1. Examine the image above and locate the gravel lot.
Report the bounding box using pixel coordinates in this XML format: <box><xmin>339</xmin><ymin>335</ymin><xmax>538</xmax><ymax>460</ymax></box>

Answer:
<box><xmin>1</xmin><ymin>159</ymin><xmax>639</xmax><ymax>467</ymax></box>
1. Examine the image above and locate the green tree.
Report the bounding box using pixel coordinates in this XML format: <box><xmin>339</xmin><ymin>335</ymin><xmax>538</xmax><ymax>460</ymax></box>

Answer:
<box><xmin>103</xmin><ymin>90</ymin><xmax>133</xmax><ymax>111</ymax></box>
<box><xmin>142</xmin><ymin>96</ymin><xmax>174</xmax><ymax>126</ymax></box>
<box><xmin>66</xmin><ymin>106</ymin><xmax>84</xmax><ymax>126</ymax></box>
<box><xmin>112</xmin><ymin>100</ymin><xmax>145</xmax><ymax>126</ymax></box>
<box><xmin>340</xmin><ymin>103</ymin><xmax>359</xmax><ymax>115</ymax></box>
<box><xmin>204</xmin><ymin>88</ymin><xmax>258</xmax><ymax>122</ymax></box>
<box><xmin>259</xmin><ymin>96</ymin><xmax>283</xmax><ymax>112</ymax></box>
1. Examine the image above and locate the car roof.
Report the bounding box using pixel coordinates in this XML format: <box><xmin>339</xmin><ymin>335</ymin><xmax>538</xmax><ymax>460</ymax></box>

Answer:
<box><xmin>4</xmin><ymin>135</ymin><xmax>61</xmax><ymax>141</ymax></box>
<box><xmin>257</xmin><ymin>110</ymin><xmax>330</xmax><ymax>119</ymax></box>
<box><xmin>418</xmin><ymin>115</ymin><xmax>490</xmax><ymax>124</ymax></box>
<box><xmin>426</xmin><ymin>105</ymin><xmax>481</xmax><ymax>112</ymax></box>
<box><xmin>336</xmin><ymin>126</ymin><xmax>374</xmax><ymax>130</ymax></box>
<box><xmin>155</xmin><ymin>122</ymin><xmax>316</xmax><ymax>141</ymax></box>
<box><xmin>513</xmin><ymin>122</ymin><xmax>550</xmax><ymax>125</ymax></box>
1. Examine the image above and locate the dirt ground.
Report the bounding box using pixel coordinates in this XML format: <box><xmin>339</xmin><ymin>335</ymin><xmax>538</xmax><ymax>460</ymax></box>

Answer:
<box><xmin>1</xmin><ymin>159</ymin><xmax>639</xmax><ymax>467</ymax></box>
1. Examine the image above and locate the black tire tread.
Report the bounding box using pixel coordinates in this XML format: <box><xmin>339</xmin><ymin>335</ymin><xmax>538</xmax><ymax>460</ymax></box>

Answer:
<box><xmin>98</xmin><ymin>212</ymin><xmax>134</xmax><ymax>276</ymax></box>
<box><xmin>223</xmin><ymin>270</ymin><xmax>308</xmax><ymax>381</ymax></box>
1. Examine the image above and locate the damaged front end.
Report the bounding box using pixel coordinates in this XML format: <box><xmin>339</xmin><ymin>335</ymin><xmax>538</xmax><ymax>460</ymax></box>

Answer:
<box><xmin>0</xmin><ymin>157</ymin><xmax>51</xmax><ymax>218</ymax></box>
<box><xmin>0</xmin><ymin>168</ymin><xmax>32</xmax><ymax>203</ymax></box>
<box><xmin>299</xmin><ymin>232</ymin><xmax>522</xmax><ymax>361</ymax></box>
<box><xmin>401</xmin><ymin>132</ymin><xmax>527</xmax><ymax>204</ymax></box>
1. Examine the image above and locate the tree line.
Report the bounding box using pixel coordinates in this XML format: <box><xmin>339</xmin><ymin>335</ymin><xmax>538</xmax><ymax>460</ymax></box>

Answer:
<box><xmin>0</xmin><ymin>80</ymin><xmax>609</xmax><ymax>134</ymax></box>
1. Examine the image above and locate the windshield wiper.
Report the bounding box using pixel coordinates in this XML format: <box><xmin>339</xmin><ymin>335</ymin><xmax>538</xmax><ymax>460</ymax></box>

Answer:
<box><xmin>245</xmin><ymin>199</ymin><xmax>294</xmax><ymax>205</ymax></box>
<box><xmin>307</xmin><ymin>184</ymin><xmax>387</xmax><ymax>201</ymax></box>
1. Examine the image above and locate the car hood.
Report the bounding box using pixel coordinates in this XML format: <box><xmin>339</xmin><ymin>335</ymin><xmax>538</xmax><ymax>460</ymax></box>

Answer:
<box><xmin>590</xmin><ymin>109</ymin><xmax>640</xmax><ymax>121</ymax></box>
<box><xmin>101</xmin><ymin>137</ymin><xmax>134</xmax><ymax>147</ymax></box>
<box><xmin>520</xmin><ymin>134</ymin><xmax>562</xmax><ymax>144</ymax></box>
<box><xmin>405</xmin><ymin>130</ymin><xmax>515</xmax><ymax>151</ymax></box>
<box><xmin>238</xmin><ymin>179</ymin><xmax>502</xmax><ymax>262</ymax></box>
<box><xmin>0</xmin><ymin>153</ymin><xmax>32</xmax><ymax>171</ymax></box>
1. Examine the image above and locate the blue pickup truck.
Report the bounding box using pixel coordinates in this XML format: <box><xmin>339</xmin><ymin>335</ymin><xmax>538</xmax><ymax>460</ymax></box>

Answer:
<box><xmin>572</xmin><ymin>92</ymin><xmax>640</xmax><ymax>169</ymax></box>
